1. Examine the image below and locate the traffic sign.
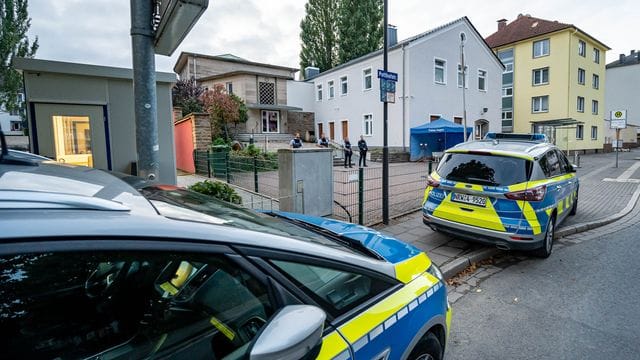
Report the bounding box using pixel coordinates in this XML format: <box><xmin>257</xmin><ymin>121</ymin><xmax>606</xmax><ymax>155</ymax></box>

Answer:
<box><xmin>610</xmin><ymin>110</ymin><xmax>627</xmax><ymax>129</ymax></box>
<box><xmin>377</xmin><ymin>70</ymin><xmax>398</xmax><ymax>81</ymax></box>
<box><xmin>378</xmin><ymin>69</ymin><xmax>397</xmax><ymax>103</ymax></box>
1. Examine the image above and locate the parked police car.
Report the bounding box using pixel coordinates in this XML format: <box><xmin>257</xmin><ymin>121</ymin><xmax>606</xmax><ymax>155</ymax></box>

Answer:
<box><xmin>0</xmin><ymin>136</ymin><xmax>450</xmax><ymax>360</ymax></box>
<box><xmin>423</xmin><ymin>136</ymin><xmax>578</xmax><ymax>257</ymax></box>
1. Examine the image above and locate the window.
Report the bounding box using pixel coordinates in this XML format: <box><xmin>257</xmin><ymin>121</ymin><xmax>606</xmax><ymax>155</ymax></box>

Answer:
<box><xmin>533</xmin><ymin>39</ymin><xmax>550</xmax><ymax>57</ymax></box>
<box><xmin>591</xmin><ymin>126</ymin><xmax>598</xmax><ymax>140</ymax></box>
<box><xmin>532</xmin><ymin>67</ymin><xmax>549</xmax><ymax>85</ymax></box>
<box><xmin>0</xmin><ymin>251</ymin><xmax>275</xmax><ymax>360</ymax></box>
<box><xmin>578</xmin><ymin>68</ymin><xmax>585</xmax><ymax>85</ymax></box>
<box><xmin>340</xmin><ymin>76</ymin><xmax>348</xmax><ymax>95</ymax></box>
<box><xmin>502</xmin><ymin>87</ymin><xmax>513</xmax><ymax>96</ymax></box>
<box><xmin>457</xmin><ymin>64</ymin><xmax>468</xmax><ymax>88</ymax></box>
<box><xmin>434</xmin><ymin>58</ymin><xmax>446</xmax><ymax>84</ymax></box>
<box><xmin>316</xmin><ymin>84</ymin><xmax>323</xmax><ymax>101</ymax></box>
<box><xmin>430</xmin><ymin>114</ymin><xmax>441</xmax><ymax>122</ymax></box>
<box><xmin>593</xmin><ymin>74</ymin><xmax>599</xmax><ymax>89</ymax></box>
<box><xmin>592</xmin><ymin>100</ymin><xmax>599</xmax><ymax>115</ymax></box>
<box><xmin>225</xmin><ymin>81</ymin><xmax>233</xmax><ymax>94</ymax></box>
<box><xmin>593</xmin><ymin>48</ymin><xmax>600</xmax><ymax>63</ymax></box>
<box><xmin>577</xmin><ymin>96</ymin><xmax>585</xmax><ymax>112</ymax></box>
<box><xmin>453</xmin><ymin>116</ymin><xmax>463</xmax><ymax>125</ymax></box>
<box><xmin>437</xmin><ymin>153</ymin><xmax>532</xmax><ymax>186</ymax></box>
<box><xmin>363</xmin><ymin>68</ymin><xmax>372</xmax><ymax>90</ymax></box>
<box><xmin>576</xmin><ymin>124</ymin><xmax>584</xmax><ymax>139</ymax></box>
<box><xmin>258</xmin><ymin>82</ymin><xmax>275</xmax><ymax>104</ymax></box>
<box><xmin>363</xmin><ymin>114</ymin><xmax>373</xmax><ymax>136</ymax></box>
<box><xmin>261</xmin><ymin>110</ymin><xmax>280</xmax><ymax>133</ymax></box>
<box><xmin>540</xmin><ymin>150</ymin><xmax>561</xmax><ymax>177</ymax></box>
<box><xmin>271</xmin><ymin>260</ymin><xmax>394</xmax><ymax>317</ymax></box>
<box><xmin>502</xmin><ymin>111</ymin><xmax>513</xmax><ymax>129</ymax></box>
<box><xmin>532</xmin><ymin>96</ymin><xmax>549</xmax><ymax>113</ymax></box>
<box><xmin>578</xmin><ymin>40</ymin><xmax>586</xmax><ymax>57</ymax></box>
<box><xmin>478</xmin><ymin>69</ymin><xmax>487</xmax><ymax>91</ymax></box>
<box><xmin>328</xmin><ymin>80</ymin><xmax>335</xmax><ymax>99</ymax></box>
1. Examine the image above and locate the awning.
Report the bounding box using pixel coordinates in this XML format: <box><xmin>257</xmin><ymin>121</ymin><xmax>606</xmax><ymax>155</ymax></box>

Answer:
<box><xmin>246</xmin><ymin>103</ymin><xmax>303</xmax><ymax>111</ymax></box>
<box><xmin>529</xmin><ymin>118</ymin><xmax>584</xmax><ymax>127</ymax></box>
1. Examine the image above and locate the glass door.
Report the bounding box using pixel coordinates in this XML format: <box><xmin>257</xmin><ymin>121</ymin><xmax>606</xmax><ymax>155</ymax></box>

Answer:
<box><xmin>261</xmin><ymin>110</ymin><xmax>280</xmax><ymax>133</ymax></box>
<box><xmin>52</xmin><ymin>116</ymin><xmax>93</xmax><ymax>166</ymax></box>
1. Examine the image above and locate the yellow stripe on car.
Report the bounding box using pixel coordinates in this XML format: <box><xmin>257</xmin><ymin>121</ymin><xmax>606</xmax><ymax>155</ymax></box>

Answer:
<box><xmin>433</xmin><ymin>193</ymin><xmax>506</xmax><ymax>232</ymax></box>
<box><xmin>316</xmin><ymin>331</ymin><xmax>351</xmax><ymax>360</ymax></box>
<box><xmin>518</xmin><ymin>201</ymin><xmax>542</xmax><ymax>234</ymax></box>
<box><xmin>394</xmin><ymin>253</ymin><xmax>431</xmax><ymax>283</ymax></box>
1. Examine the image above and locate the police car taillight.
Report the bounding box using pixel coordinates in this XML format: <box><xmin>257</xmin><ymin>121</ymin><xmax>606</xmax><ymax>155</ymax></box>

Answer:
<box><xmin>427</xmin><ymin>175</ymin><xmax>440</xmax><ymax>188</ymax></box>
<box><xmin>505</xmin><ymin>185</ymin><xmax>546</xmax><ymax>201</ymax></box>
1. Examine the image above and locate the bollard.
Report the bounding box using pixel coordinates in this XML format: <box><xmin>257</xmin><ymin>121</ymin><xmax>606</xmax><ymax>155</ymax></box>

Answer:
<box><xmin>358</xmin><ymin>167</ymin><xmax>364</xmax><ymax>225</ymax></box>
<box><xmin>573</xmin><ymin>152</ymin><xmax>580</xmax><ymax>168</ymax></box>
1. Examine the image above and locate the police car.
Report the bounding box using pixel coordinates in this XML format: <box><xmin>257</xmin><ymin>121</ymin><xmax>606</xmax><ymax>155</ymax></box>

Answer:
<box><xmin>422</xmin><ymin>138</ymin><xmax>578</xmax><ymax>258</ymax></box>
<box><xmin>0</xmin><ymin>144</ymin><xmax>450</xmax><ymax>359</ymax></box>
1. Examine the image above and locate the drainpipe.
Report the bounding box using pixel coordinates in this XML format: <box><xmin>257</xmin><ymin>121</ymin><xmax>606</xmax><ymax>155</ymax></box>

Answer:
<box><xmin>402</xmin><ymin>42</ymin><xmax>407</xmax><ymax>151</ymax></box>
<box><xmin>565</xmin><ymin>28</ymin><xmax>578</xmax><ymax>151</ymax></box>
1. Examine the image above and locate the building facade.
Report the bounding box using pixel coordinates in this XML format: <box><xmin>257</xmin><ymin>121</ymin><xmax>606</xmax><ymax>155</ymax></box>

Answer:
<box><xmin>0</xmin><ymin>95</ymin><xmax>24</xmax><ymax>136</ymax></box>
<box><xmin>605</xmin><ymin>50</ymin><xmax>640</xmax><ymax>146</ymax></box>
<box><xmin>295</xmin><ymin>17</ymin><xmax>503</xmax><ymax>149</ymax></box>
<box><xmin>173</xmin><ymin>53</ymin><xmax>303</xmax><ymax>140</ymax></box>
<box><xmin>486</xmin><ymin>14</ymin><xmax>609</xmax><ymax>152</ymax></box>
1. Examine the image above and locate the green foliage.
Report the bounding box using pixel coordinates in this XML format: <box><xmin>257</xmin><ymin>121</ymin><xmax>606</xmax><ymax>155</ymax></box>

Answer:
<box><xmin>244</xmin><ymin>143</ymin><xmax>261</xmax><ymax>157</ymax></box>
<box><xmin>0</xmin><ymin>0</ymin><xmax>38</xmax><ymax>118</ymax></box>
<box><xmin>189</xmin><ymin>180</ymin><xmax>242</xmax><ymax>205</ymax></box>
<box><xmin>202</xmin><ymin>84</ymin><xmax>248</xmax><ymax>140</ymax></box>
<box><xmin>212</xmin><ymin>137</ymin><xmax>230</xmax><ymax>146</ymax></box>
<box><xmin>172</xmin><ymin>78</ymin><xmax>204</xmax><ymax>115</ymax></box>
<box><xmin>336</xmin><ymin>0</ymin><xmax>383</xmax><ymax>64</ymax></box>
<box><xmin>228</xmin><ymin>147</ymin><xmax>278</xmax><ymax>172</ymax></box>
<box><xmin>299</xmin><ymin>0</ymin><xmax>338</xmax><ymax>75</ymax></box>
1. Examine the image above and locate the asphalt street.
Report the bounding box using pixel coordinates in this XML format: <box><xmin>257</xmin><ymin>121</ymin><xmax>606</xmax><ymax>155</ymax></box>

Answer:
<box><xmin>446</xmin><ymin>222</ymin><xmax>640</xmax><ymax>359</ymax></box>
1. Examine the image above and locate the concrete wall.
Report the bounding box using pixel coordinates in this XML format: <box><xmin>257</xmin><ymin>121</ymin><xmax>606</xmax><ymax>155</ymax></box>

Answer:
<box><xmin>179</xmin><ymin>55</ymin><xmax>295</xmax><ymax>80</ymax></box>
<box><xmin>606</xmin><ymin>62</ymin><xmax>640</xmax><ymax>127</ymax></box>
<box><xmin>278</xmin><ymin>148</ymin><xmax>333</xmax><ymax>216</ymax></box>
<box><xmin>287</xmin><ymin>80</ymin><xmax>315</xmax><ymax>111</ymax></box>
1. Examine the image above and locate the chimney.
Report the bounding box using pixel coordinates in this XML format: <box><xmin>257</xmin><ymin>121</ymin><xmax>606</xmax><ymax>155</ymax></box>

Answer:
<box><xmin>304</xmin><ymin>66</ymin><xmax>320</xmax><ymax>80</ymax></box>
<box><xmin>620</xmin><ymin>54</ymin><xmax>626</xmax><ymax>63</ymax></box>
<box><xmin>497</xmin><ymin>19</ymin><xmax>507</xmax><ymax>30</ymax></box>
<box><xmin>631</xmin><ymin>50</ymin><xmax>636</xmax><ymax>54</ymax></box>
<box><xmin>387</xmin><ymin>25</ymin><xmax>398</xmax><ymax>47</ymax></box>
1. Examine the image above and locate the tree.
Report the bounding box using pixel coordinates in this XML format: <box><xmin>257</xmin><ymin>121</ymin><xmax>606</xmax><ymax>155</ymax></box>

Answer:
<box><xmin>336</xmin><ymin>0</ymin><xmax>383</xmax><ymax>64</ymax></box>
<box><xmin>172</xmin><ymin>78</ymin><xmax>204</xmax><ymax>116</ymax></box>
<box><xmin>0</xmin><ymin>0</ymin><xmax>38</xmax><ymax>117</ymax></box>
<box><xmin>201</xmin><ymin>84</ymin><xmax>247</xmax><ymax>140</ymax></box>
<box><xmin>299</xmin><ymin>0</ymin><xmax>337</xmax><ymax>76</ymax></box>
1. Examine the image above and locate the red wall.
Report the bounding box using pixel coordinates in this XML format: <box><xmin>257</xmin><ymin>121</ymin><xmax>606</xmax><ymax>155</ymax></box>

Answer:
<box><xmin>174</xmin><ymin>119</ymin><xmax>195</xmax><ymax>173</ymax></box>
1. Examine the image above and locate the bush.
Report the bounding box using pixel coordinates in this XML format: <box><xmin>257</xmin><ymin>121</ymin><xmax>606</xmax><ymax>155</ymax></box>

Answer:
<box><xmin>212</xmin><ymin>137</ymin><xmax>230</xmax><ymax>146</ymax></box>
<box><xmin>189</xmin><ymin>180</ymin><xmax>242</xmax><ymax>204</ymax></box>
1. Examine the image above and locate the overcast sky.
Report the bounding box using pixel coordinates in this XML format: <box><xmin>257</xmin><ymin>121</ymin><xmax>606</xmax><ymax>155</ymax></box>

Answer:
<box><xmin>27</xmin><ymin>0</ymin><xmax>639</xmax><ymax>74</ymax></box>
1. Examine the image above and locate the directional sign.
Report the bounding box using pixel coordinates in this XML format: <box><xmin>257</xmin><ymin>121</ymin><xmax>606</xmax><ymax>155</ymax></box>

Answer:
<box><xmin>378</xmin><ymin>70</ymin><xmax>398</xmax><ymax>103</ymax></box>
<box><xmin>377</xmin><ymin>70</ymin><xmax>398</xmax><ymax>81</ymax></box>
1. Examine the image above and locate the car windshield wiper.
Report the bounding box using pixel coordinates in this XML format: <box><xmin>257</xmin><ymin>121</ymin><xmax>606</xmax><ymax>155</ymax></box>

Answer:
<box><xmin>266</xmin><ymin>213</ymin><xmax>383</xmax><ymax>260</ymax></box>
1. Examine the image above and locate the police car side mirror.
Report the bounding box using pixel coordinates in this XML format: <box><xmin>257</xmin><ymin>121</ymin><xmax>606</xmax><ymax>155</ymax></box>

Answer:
<box><xmin>249</xmin><ymin>305</ymin><xmax>326</xmax><ymax>360</ymax></box>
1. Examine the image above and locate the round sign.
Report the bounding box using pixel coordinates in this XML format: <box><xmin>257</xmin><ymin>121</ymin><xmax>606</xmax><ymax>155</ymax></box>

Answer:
<box><xmin>615</xmin><ymin>111</ymin><xmax>623</xmax><ymax>118</ymax></box>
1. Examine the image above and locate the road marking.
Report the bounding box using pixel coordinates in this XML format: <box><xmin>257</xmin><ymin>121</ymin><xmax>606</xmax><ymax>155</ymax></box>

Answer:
<box><xmin>603</xmin><ymin>161</ymin><xmax>640</xmax><ymax>183</ymax></box>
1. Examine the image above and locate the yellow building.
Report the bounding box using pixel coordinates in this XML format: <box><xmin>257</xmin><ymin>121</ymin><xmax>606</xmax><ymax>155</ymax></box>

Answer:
<box><xmin>485</xmin><ymin>14</ymin><xmax>610</xmax><ymax>152</ymax></box>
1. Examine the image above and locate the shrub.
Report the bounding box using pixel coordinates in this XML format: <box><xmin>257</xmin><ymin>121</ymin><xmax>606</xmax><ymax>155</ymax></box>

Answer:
<box><xmin>189</xmin><ymin>180</ymin><xmax>242</xmax><ymax>204</ymax></box>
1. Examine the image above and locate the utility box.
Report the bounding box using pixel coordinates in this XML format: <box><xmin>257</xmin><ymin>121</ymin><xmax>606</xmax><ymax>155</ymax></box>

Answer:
<box><xmin>278</xmin><ymin>148</ymin><xmax>333</xmax><ymax>216</ymax></box>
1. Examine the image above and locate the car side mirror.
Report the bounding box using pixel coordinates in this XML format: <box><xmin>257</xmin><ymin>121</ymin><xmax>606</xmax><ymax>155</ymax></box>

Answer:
<box><xmin>249</xmin><ymin>305</ymin><xmax>326</xmax><ymax>360</ymax></box>
<box><xmin>571</xmin><ymin>164</ymin><xmax>578</xmax><ymax>173</ymax></box>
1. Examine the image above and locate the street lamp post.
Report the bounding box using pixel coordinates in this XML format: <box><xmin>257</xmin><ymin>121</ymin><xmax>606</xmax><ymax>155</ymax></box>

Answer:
<box><xmin>460</xmin><ymin>32</ymin><xmax>468</xmax><ymax>141</ymax></box>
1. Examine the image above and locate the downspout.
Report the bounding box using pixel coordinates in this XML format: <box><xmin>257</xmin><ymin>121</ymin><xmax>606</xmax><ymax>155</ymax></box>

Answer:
<box><xmin>565</xmin><ymin>28</ymin><xmax>578</xmax><ymax>151</ymax></box>
<box><xmin>402</xmin><ymin>42</ymin><xmax>407</xmax><ymax>151</ymax></box>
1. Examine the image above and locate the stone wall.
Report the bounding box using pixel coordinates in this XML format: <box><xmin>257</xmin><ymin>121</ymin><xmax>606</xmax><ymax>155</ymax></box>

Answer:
<box><xmin>287</xmin><ymin>111</ymin><xmax>315</xmax><ymax>141</ymax></box>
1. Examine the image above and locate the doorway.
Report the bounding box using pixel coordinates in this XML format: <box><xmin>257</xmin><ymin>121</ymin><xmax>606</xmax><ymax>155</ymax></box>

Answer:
<box><xmin>33</xmin><ymin>103</ymin><xmax>109</xmax><ymax>169</ymax></box>
<box><xmin>318</xmin><ymin>123</ymin><xmax>324</xmax><ymax>139</ymax></box>
<box><xmin>474</xmin><ymin>119</ymin><xmax>489</xmax><ymax>140</ymax></box>
<box><xmin>329</xmin><ymin>122</ymin><xmax>335</xmax><ymax>140</ymax></box>
<box><xmin>341</xmin><ymin>120</ymin><xmax>349</xmax><ymax>140</ymax></box>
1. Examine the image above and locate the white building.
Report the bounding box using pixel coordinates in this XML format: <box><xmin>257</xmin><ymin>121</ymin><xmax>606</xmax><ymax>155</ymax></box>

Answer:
<box><xmin>605</xmin><ymin>50</ymin><xmax>640</xmax><ymax>146</ymax></box>
<box><xmin>0</xmin><ymin>93</ymin><xmax>24</xmax><ymax>135</ymax></box>
<box><xmin>290</xmin><ymin>17</ymin><xmax>503</xmax><ymax>150</ymax></box>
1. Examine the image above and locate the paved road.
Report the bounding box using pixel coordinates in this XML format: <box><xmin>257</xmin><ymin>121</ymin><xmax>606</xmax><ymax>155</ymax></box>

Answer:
<box><xmin>446</xmin><ymin>213</ymin><xmax>640</xmax><ymax>359</ymax></box>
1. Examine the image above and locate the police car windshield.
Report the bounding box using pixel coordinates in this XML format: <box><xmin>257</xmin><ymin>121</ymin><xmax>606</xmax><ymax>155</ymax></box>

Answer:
<box><xmin>437</xmin><ymin>153</ymin><xmax>532</xmax><ymax>186</ymax></box>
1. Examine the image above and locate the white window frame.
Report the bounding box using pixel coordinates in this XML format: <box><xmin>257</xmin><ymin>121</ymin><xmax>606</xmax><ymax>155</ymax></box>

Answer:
<box><xmin>429</xmin><ymin>114</ymin><xmax>443</xmax><ymax>122</ymax></box>
<box><xmin>261</xmin><ymin>110</ymin><xmax>280</xmax><ymax>133</ymax></box>
<box><xmin>477</xmin><ymin>69</ymin><xmax>487</xmax><ymax>91</ymax></box>
<box><xmin>592</xmin><ymin>100</ymin><xmax>599</xmax><ymax>115</ymax></box>
<box><xmin>340</xmin><ymin>75</ymin><xmax>348</xmax><ymax>96</ymax></box>
<box><xmin>363</xmin><ymin>113</ymin><xmax>373</xmax><ymax>136</ymax></box>
<box><xmin>592</xmin><ymin>74</ymin><xmax>599</xmax><ymax>89</ymax></box>
<box><xmin>578</xmin><ymin>68</ymin><xmax>586</xmax><ymax>85</ymax></box>
<box><xmin>593</xmin><ymin>48</ymin><xmax>600</xmax><ymax>63</ymax></box>
<box><xmin>576</xmin><ymin>124</ymin><xmax>584</xmax><ymax>140</ymax></box>
<box><xmin>457</xmin><ymin>64</ymin><xmax>468</xmax><ymax>88</ymax></box>
<box><xmin>578</xmin><ymin>40</ymin><xmax>586</xmax><ymax>57</ymax></box>
<box><xmin>591</xmin><ymin>126</ymin><xmax>598</xmax><ymax>140</ymax></box>
<box><xmin>434</xmin><ymin>58</ymin><xmax>446</xmax><ymax>85</ymax></box>
<box><xmin>532</xmin><ymin>96</ymin><xmax>549</xmax><ymax>113</ymax></box>
<box><xmin>328</xmin><ymin>79</ymin><xmax>335</xmax><ymax>99</ymax></box>
<box><xmin>225</xmin><ymin>82</ymin><xmax>233</xmax><ymax>94</ymax></box>
<box><xmin>453</xmin><ymin>116</ymin><xmax>463</xmax><ymax>125</ymax></box>
<box><xmin>533</xmin><ymin>39</ymin><xmax>550</xmax><ymax>58</ymax></box>
<box><xmin>502</xmin><ymin>87</ymin><xmax>513</xmax><ymax>97</ymax></box>
<box><xmin>362</xmin><ymin>67</ymin><xmax>372</xmax><ymax>91</ymax></box>
<box><xmin>532</xmin><ymin>67</ymin><xmax>549</xmax><ymax>85</ymax></box>
<box><xmin>577</xmin><ymin>96</ymin><xmax>585</xmax><ymax>113</ymax></box>
<box><xmin>316</xmin><ymin>83</ymin><xmax>323</xmax><ymax>101</ymax></box>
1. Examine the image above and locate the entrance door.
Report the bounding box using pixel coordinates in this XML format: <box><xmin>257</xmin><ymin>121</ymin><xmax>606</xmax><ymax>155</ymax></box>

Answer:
<box><xmin>341</xmin><ymin>120</ymin><xmax>348</xmax><ymax>140</ymax></box>
<box><xmin>318</xmin><ymin>123</ymin><xmax>324</xmax><ymax>138</ymax></box>
<box><xmin>34</xmin><ymin>104</ymin><xmax>108</xmax><ymax>169</ymax></box>
<box><xmin>329</xmin><ymin>122</ymin><xmax>335</xmax><ymax>140</ymax></box>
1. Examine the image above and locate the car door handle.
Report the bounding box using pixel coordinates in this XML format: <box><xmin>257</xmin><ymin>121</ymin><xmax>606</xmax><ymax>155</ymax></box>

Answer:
<box><xmin>556</xmin><ymin>185</ymin><xmax>562</xmax><ymax>189</ymax></box>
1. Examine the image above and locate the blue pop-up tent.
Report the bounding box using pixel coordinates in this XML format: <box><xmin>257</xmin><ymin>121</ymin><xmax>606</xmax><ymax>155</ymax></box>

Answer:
<box><xmin>409</xmin><ymin>118</ymin><xmax>472</xmax><ymax>161</ymax></box>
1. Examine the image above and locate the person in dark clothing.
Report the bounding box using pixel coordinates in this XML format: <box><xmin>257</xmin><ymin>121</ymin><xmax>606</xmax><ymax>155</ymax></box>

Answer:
<box><xmin>357</xmin><ymin>135</ymin><xmax>368</xmax><ymax>167</ymax></box>
<box><xmin>343</xmin><ymin>137</ymin><xmax>353</xmax><ymax>168</ymax></box>
<box><xmin>318</xmin><ymin>133</ymin><xmax>329</xmax><ymax>147</ymax></box>
<box><xmin>290</xmin><ymin>133</ymin><xmax>303</xmax><ymax>149</ymax></box>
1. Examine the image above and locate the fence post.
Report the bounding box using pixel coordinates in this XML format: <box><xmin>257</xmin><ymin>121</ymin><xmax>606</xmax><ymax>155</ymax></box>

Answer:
<box><xmin>253</xmin><ymin>155</ymin><xmax>259</xmax><ymax>192</ymax></box>
<box><xmin>225</xmin><ymin>152</ymin><xmax>230</xmax><ymax>183</ymax></box>
<box><xmin>207</xmin><ymin>150</ymin><xmax>211</xmax><ymax>178</ymax></box>
<box><xmin>358</xmin><ymin>167</ymin><xmax>364</xmax><ymax>225</ymax></box>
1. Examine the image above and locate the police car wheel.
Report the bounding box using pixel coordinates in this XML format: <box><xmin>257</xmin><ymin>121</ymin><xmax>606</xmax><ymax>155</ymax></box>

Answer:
<box><xmin>533</xmin><ymin>216</ymin><xmax>555</xmax><ymax>258</ymax></box>
<box><xmin>409</xmin><ymin>332</ymin><xmax>442</xmax><ymax>360</ymax></box>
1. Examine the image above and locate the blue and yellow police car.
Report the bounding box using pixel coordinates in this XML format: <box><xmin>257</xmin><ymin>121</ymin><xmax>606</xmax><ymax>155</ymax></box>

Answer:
<box><xmin>422</xmin><ymin>138</ymin><xmax>579</xmax><ymax>258</ymax></box>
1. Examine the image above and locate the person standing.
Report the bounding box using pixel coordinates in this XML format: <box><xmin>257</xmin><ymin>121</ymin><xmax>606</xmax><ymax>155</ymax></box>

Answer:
<box><xmin>290</xmin><ymin>133</ymin><xmax>303</xmax><ymax>149</ymax></box>
<box><xmin>318</xmin><ymin>133</ymin><xmax>329</xmax><ymax>147</ymax></box>
<box><xmin>343</xmin><ymin>137</ymin><xmax>353</xmax><ymax>168</ymax></box>
<box><xmin>357</xmin><ymin>135</ymin><xmax>368</xmax><ymax>167</ymax></box>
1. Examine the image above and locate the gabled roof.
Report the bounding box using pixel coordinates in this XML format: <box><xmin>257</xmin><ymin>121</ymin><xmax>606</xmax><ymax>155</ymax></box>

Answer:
<box><xmin>307</xmin><ymin>16</ymin><xmax>503</xmax><ymax>80</ymax></box>
<box><xmin>173</xmin><ymin>52</ymin><xmax>298</xmax><ymax>74</ymax></box>
<box><xmin>485</xmin><ymin>14</ymin><xmax>610</xmax><ymax>50</ymax></box>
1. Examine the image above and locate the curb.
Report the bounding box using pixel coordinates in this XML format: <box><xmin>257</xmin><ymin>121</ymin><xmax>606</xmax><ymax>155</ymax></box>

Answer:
<box><xmin>441</xmin><ymin>183</ymin><xmax>640</xmax><ymax>280</ymax></box>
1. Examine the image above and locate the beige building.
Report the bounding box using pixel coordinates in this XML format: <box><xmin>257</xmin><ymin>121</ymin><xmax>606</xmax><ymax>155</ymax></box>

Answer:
<box><xmin>173</xmin><ymin>52</ymin><xmax>307</xmax><ymax>141</ymax></box>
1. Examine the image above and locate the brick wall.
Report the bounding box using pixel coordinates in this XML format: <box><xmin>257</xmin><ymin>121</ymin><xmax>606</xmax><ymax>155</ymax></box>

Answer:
<box><xmin>287</xmin><ymin>111</ymin><xmax>315</xmax><ymax>141</ymax></box>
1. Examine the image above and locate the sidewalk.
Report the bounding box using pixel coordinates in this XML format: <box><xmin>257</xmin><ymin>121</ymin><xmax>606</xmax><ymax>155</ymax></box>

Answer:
<box><xmin>374</xmin><ymin>149</ymin><xmax>640</xmax><ymax>278</ymax></box>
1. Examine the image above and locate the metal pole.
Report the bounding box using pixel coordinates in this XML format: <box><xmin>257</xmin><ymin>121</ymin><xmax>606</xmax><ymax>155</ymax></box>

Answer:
<box><xmin>358</xmin><ymin>167</ymin><xmax>364</xmax><ymax>225</ymax></box>
<box><xmin>130</xmin><ymin>0</ymin><xmax>159</xmax><ymax>181</ymax></box>
<box><xmin>254</xmin><ymin>155</ymin><xmax>259</xmax><ymax>192</ymax></box>
<box><xmin>616</xmin><ymin>128</ymin><xmax>620</xmax><ymax>168</ymax></box>
<box><xmin>382</xmin><ymin>0</ymin><xmax>389</xmax><ymax>225</ymax></box>
<box><xmin>460</xmin><ymin>33</ymin><xmax>467</xmax><ymax>142</ymax></box>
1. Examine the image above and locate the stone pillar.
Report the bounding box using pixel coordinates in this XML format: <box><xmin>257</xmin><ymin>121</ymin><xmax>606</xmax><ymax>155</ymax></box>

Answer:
<box><xmin>192</xmin><ymin>113</ymin><xmax>212</xmax><ymax>151</ymax></box>
<box><xmin>278</xmin><ymin>148</ymin><xmax>333</xmax><ymax>216</ymax></box>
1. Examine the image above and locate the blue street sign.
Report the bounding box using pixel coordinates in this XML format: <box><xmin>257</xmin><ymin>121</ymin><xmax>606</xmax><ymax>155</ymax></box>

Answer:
<box><xmin>377</xmin><ymin>70</ymin><xmax>398</xmax><ymax>81</ymax></box>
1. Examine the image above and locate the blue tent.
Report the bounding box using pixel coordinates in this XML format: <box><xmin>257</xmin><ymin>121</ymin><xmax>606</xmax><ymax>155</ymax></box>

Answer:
<box><xmin>409</xmin><ymin>118</ymin><xmax>472</xmax><ymax>161</ymax></box>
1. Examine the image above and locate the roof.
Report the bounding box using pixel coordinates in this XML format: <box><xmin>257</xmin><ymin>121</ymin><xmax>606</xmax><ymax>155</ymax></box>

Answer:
<box><xmin>606</xmin><ymin>51</ymin><xmax>640</xmax><ymax>69</ymax></box>
<box><xmin>198</xmin><ymin>70</ymin><xmax>294</xmax><ymax>82</ymax></box>
<box><xmin>13</xmin><ymin>58</ymin><xmax>177</xmax><ymax>83</ymax></box>
<box><xmin>448</xmin><ymin>139</ymin><xmax>555</xmax><ymax>159</ymax></box>
<box><xmin>306</xmin><ymin>16</ymin><xmax>503</xmax><ymax>80</ymax></box>
<box><xmin>410</xmin><ymin>118</ymin><xmax>472</xmax><ymax>134</ymax></box>
<box><xmin>173</xmin><ymin>51</ymin><xmax>299</xmax><ymax>74</ymax></box>
<box><xmin>485</xmin><ymin>14</ymin><xmax>610</xmax><ymax>50</ymax></box>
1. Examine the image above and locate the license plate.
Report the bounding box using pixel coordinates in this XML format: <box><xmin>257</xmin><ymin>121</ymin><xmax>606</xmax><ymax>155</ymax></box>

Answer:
<box><xmin>451</xmin><ymin>193</ymin><xmax>487</xmax><ymax>207</ymax></box>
